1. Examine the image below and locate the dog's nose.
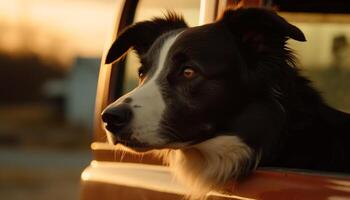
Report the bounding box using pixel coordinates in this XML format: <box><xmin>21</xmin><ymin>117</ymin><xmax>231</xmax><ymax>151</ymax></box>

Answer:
<box><xmin>102</xmin><ymin>104</ymin><xmax>132</xmax><ymax>132</ymax></box>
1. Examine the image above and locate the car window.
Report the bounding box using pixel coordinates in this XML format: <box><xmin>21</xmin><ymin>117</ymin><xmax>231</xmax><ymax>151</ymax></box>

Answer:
<box><xmin>122</xmin><ymin>0</ymin><xmax>201</xmax><ymax>94</ymax></box>
<box><xmin>285</xmin><ymin>13</ymin><xmax>350</xmax><ymax>112</ymax></box>
<box><xmin>96</xmin><ymin>2</ymin><xmax>350</xmax><ymax>177</ymax></box>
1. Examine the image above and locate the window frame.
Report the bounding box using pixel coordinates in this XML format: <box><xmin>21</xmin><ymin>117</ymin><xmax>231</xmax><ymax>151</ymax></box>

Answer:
<box><xmin>93</xmin><ymin>0</ymin><xmax>139</xmax><ymax>144</ymax></box>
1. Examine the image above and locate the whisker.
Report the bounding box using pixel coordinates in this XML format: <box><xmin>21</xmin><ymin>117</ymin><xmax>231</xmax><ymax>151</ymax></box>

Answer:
<box><xmin>120</xmin><ymin>146</ymin><xmax>127</xmax><ymax>162</ymax></box>
<box><xmin>113</xmin><ymin>144</ymin><xmax>118</xmax><ymax>161</ymax></box>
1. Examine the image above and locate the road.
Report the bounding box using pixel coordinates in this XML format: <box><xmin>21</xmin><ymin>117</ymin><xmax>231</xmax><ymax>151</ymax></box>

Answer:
<box><xmin>0</xmin><ymin>148</ymin><xmax>91</xmax><ymax>200</ymax></box>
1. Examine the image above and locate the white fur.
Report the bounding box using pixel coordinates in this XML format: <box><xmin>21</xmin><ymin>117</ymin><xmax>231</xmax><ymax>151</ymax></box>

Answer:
<box><xmin>104</xmin><ymin>33</ymin><xmax>181</xmax><ymax>146</ymax></box>
<box><xmin>163</xmin><ymin>135</ymin><xmax>252</xmax><ymax>198</ymax></box>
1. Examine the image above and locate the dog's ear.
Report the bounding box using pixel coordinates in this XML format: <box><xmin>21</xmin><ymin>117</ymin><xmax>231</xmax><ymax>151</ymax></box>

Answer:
<box><xmin>220</xmin><ymin>8</ymin><xmax>306</xmax><ymax>53</ymax></box>
<box><xmin>105</xmin><ymin>13</ymin><xmax>188</xmax><ymax>64</ymax></box>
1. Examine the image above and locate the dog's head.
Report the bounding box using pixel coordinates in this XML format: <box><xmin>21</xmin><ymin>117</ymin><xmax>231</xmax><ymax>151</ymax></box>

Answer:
<box><xmin>102</xmin><ymin>8</ymin><xmax>305</xmax><ymax>152</ymax></box>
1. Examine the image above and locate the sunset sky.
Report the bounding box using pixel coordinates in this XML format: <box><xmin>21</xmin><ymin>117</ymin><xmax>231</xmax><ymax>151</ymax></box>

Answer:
<box><xmin>1</xmin><ymin>0</ymin><xmax>349</xmax><ymax>70</ymax></box>
<box><xmin>0</xmin><ymin>0</ymin><xmax>116</xmax><ymax>65</ymax></box>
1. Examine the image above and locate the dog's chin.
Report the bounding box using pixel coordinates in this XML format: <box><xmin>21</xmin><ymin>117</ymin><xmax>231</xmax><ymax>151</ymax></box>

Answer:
<box><xmin>114</xmin><ymin>140</ymin><xmax>153</xmax><ymax>153</ymax></box>
<box><xmin>117</xmin><ymin>140</ymin><xmax>192</xmax><ymax>153</ymax></box>
<box><xmin>120</xmin><ymin>145</ymin><xmax>155</xmax><ymax>153</ymax></box>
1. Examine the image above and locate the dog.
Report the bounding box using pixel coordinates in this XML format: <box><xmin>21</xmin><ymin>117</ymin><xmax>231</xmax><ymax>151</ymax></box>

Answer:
<box><xmin>101</xmin><ymin>7</ymin><xmax>350</xmax><ymax>196</ymax></box>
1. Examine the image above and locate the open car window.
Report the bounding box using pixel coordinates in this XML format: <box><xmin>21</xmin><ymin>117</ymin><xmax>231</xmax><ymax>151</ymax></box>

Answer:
<box><xmin>83</xmin><ymin>1</ymin><xmax>350</xmax><ymax>200</ymax></box>
<box><xmin>101</xmin><ymin>0</ymin><xmax>350</xmax><ymax>175</ymax></box>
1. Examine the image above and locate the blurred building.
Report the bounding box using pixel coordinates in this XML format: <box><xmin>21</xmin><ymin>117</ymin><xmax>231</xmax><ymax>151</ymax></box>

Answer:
<box><xmin>42</xmin><ymin>57</ymin><xmax>100</xmax><ymax>130</ymax></box>
<box><xmin>66</xmin><ymin>57</ymin><xmax>100</xmax><ymax>130</ymax></box>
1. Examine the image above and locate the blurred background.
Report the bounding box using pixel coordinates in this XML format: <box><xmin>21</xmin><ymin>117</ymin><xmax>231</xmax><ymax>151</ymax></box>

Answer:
<box><xmin>0</xmin><ymin>0</ymin><xmax>349</xmax><ymax>200</ymax></box>
<box><xmin>0</xmin><ymin>0</ymin><xmax>116</xmax><ymax>199</ymax></box>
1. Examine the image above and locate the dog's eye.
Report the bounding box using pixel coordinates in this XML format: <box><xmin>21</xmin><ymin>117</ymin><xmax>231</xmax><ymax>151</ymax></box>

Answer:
<box><xmin>138</xmin><ymin>66</ymin><xmax>146</xmax><ymax>78</ymax></box>
<box><xmin>183</xmin><ymin>67</ymin><xmax>196</xmax><ymax>79</ymax></box>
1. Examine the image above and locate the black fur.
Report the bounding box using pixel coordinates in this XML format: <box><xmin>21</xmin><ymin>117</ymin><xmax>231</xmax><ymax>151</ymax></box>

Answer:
<box><xmin>105</xmin><ymin>8</ymin><xmax>350</xmax><ymax>175</ymax></box>
<box><xmin>218</xmin><ymin>8</ymin><xmax>350</xmax><ymax>173</ymax></box>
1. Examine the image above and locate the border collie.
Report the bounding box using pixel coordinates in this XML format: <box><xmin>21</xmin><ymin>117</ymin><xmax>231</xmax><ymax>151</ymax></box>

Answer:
<box><xmin>102</xmin><ymin>8</ymin><xmax>350</xmax><ymax>196</ymax></box>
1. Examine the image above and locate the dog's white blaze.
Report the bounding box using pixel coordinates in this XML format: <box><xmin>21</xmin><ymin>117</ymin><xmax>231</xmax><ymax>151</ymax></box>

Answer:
<box><xmin>106</xmin><ymin>33</ymin><xmax>181</xmax><ymax>146</ymax></box>
<box><xmin>129</xmin><ymin>34</ymin><xmax>181</xmax><ymax>145</ymax></box>
<box><xmin>163</xmin><ymin>135</ymin><xmax>252</xmax><ymax>198</ymax></box>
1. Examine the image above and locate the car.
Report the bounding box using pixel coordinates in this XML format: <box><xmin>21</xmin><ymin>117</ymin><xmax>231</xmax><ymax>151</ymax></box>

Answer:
<box><xmin>80</xmin><ymin>0</ymin><xmax>350</xmax><ymax>199</ymax></box>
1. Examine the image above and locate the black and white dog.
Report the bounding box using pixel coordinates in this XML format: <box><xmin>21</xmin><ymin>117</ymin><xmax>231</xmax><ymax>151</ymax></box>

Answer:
<box><xmin>102</xmin><ymin>8</ymin><xmax>350</xmax><ymax>195</ymax></box>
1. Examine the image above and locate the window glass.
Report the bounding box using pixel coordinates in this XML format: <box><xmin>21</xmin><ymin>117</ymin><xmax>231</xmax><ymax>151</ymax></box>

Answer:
<box><xmin>122</xmin><ymin>0</ymin><xmax>200</xmax><ymax>93</ymax></box>
<box><xmin>285</xmin><ymin>14</ymin><xmax>350</xmax><ymax>112</ymax></box>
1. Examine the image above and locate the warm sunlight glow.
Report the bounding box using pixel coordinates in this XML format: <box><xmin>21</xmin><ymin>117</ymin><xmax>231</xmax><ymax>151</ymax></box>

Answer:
<box><xmin>0</xmin><ymin>0</ymin><xmax>116</xmax><ymax>64</ymax></box>
<box><xmin>81</xmin><ymin>169</ymin><xmax>91</xmax><ymax>181</ymax></box>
